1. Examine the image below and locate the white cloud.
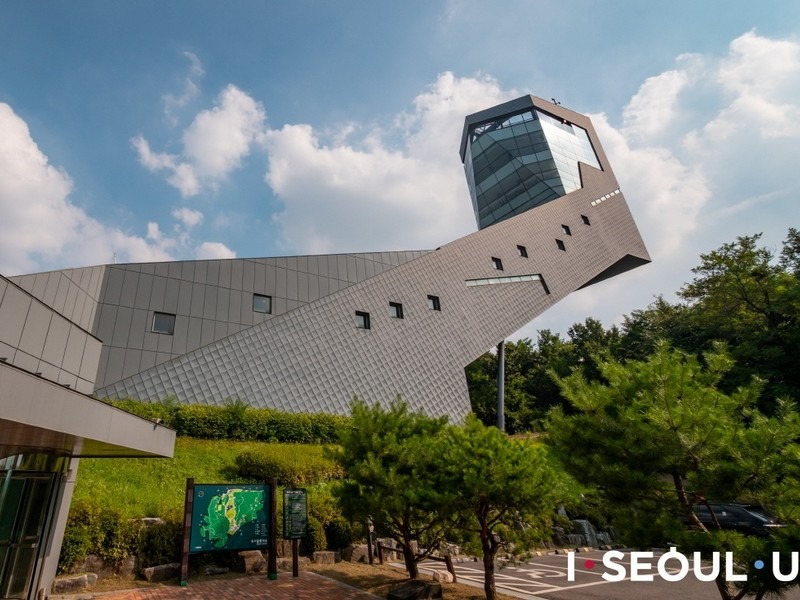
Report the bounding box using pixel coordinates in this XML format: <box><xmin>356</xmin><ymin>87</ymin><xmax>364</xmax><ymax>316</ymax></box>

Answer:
<box><xmin>172</xmin><ymin>207</ymin><xmax>204</xmax><ymax>228</ymax></box>
<box><xmin>264</xmin><ymin>72</ymin><xmax>515</xmax><ymax>253</ymax></box>
<box><xmin>621</xmin><ymin>69</ymin><xmax>690</xmax><ymax>139</ymax></box>
<box><xmin>163</xmin><ymin>51</ymin><xmax>205</xmax><ymax>127</ymax></box>
<box><xmin>195</xmin><ymin>241</ymin><xmax>236</xmax><ymax>259</ymax></box>
<box><xmin>134</xmin><ymin>84</ymin><xmax>267</xmax><ymax>198</ymax></box>
<box><xmin>0</xmin><ymin>103</ymin><xmax>178</xmax><ymax>274</ymax></box>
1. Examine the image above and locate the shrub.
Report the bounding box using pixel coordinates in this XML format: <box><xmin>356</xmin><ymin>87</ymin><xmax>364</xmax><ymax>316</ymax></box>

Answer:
<box><xmin>300</xmin><ymin>516</ymin><xmax>327</xmax><ymax>555</ymax></box>
<box><xmin>58</xmin><ymin>501</ymin><xmax>139</xmax><ymax>572</ymax></box>
<box><xmin>233</xmin><ymin>446</ymin><xmax>344</xmax><ymax>487</ymax></box>
<box><xmin>137</xmin><ymin>519</ymin><xmax>183</xmax><ymax>569</ymax></box>
<box><xmin>109</xmin><ymin>399</ymin><xmax>348</xmax><ymax>444</ymax></box>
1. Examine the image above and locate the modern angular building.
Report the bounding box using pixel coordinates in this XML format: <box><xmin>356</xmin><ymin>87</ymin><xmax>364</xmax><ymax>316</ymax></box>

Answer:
<box><xmin>7</xmin><ymin>95</ymin><xmax>650</xmax><ymax>425</ymax></box>
<box><xmin>0</xmin><ymin>94</ymin><xmax>647</xmax><ymax>597</ymax></box>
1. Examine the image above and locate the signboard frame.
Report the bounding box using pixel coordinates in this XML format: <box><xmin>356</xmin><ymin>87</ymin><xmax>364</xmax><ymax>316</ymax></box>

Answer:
<box><xmin>180</xmin><ymin>478</ymin><xmax>277</xmax><ymax>586</ymax></box>
<box><xmin>282</xmin><ymin>488</ymin><xmax>308</xmax><ymax>540</ymax></box>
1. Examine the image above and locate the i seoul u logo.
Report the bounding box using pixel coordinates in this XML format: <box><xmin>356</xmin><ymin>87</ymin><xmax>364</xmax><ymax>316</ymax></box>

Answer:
<box><xmin>567</xmin><ymin>549</ymin><xmax>800</xmax><ymax>582</ymax></box>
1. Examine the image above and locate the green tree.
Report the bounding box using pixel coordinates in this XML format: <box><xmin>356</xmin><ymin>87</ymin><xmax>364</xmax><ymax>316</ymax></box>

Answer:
<box><xmin>547</xmin><ymin>341</ymin><xmax>800</xmax><ymax>600</ymax></box>
<box><xmin>678</xmin><ymin>231</ymin><xmax>800</xmax><ymax>409</ymax></box>
<box><xmin>439</xmin><ymin>416</ymin><xmax>556</xmax><ymax>600</ymax></box>
<box><xmin>331</xmin><ymin>399</ymin><xmax>450</xmax><ymax>579</ymax></box>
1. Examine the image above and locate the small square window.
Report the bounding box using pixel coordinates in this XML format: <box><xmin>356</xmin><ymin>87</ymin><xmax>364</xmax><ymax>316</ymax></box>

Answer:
<box><xmin>355</xmin><ymin>311</ymin><xmax>371</xmax><ymax>329</ymax></box>
<box><xmin>427</xmin><ymin>295</ymin><xmax>441</xmax><ymax>311</ymax></box>
<box><xmin>389</xmin><ymin>302</ymin><xmax>404</xmax><ymax>319</ymax></box>
<box><xmin>556</xmin><ymin>239</ymin><xmax>566</xmax><ymax>251</ymax></box>
<box><xmin>152</xmin><ymin>312</ymin><xmax>176</xmax><ymax>335</ymax></box>
<box><xmin>581</xmin><ymin>214</ymin><xmax>591</xmax><ymax>225</ymax></box>
<box><xmin>253</xmin><ymin>293</ymin><xmax>272</xmax><ymax>314</ymax></box>
<box><xmin>491</xmin><ymin>257</ymin><xmax>504</xmax><ymax>271</ymax></box>
<box><xmin>562</xmin><ymin>224</ymin><xmax>572</xmax><ymax>236</ymax></box>
<box><xmin>517</xmin><ymin>245</ymin><xmax>528</xmax><ymax>258</ymax></box>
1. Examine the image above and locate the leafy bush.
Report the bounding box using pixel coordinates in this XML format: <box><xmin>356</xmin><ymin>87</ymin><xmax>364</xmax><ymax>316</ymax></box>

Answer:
<box><xmin>233</xmin><ymin>445</ymin><xmax>344</xmax><ymax>487</ymax></box>
<box><xmin>300</xmin><ymin>515</ymin><xmax>327</xmax><ymax>555</ymax></box>
<box><xmin>109</xmin><ymin>399</ymin><xmax>349</xmax><ymax>444</ymax></box>
<box><xmin>58</xmin><ymin>501</ymin><xmax>139</xmax><ymax>572</ymax></box>
<box><xmin>137</xmin><ymin>519</ymin><xmax>183</xmax><ymax>569</ymax></box>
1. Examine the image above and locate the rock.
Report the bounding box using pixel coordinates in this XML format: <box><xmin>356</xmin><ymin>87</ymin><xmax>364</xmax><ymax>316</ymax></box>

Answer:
<box><xmin>203</xmin><ymin>565</ymin><xmax>230</xmax><ymax>576</ymax></box>
<box><xmin>234</xmin><ymin>550</ymin><xmax>267</xmax><ymax>574</ymax></box>
<box><xmin>387</xmin><ymin>580</ymin><xmax>443</xmax><ymax>600</ymax></box>
<box><xmin>142</xmin><ymin>562</ymin><xmax>179</xmax><ymax>583</ymax></box>
<box><xmin>432</xmin><ymin>570</ymin><xmax>454</xmax><ymax>584</ymax></box>
<box><xmin>276</xmin><ymin>539</ymin><xmax>293</xmax><ymax>558</ymax></box>
<box><xmin>312</xmin><ymin>551</ymin><xmax>336</xmax><ymax>564</ymax></box>
<box><xmin>342</xmin><ymin>543</ymin><xmax>369</xmax><ymax>563</ymax></box>
<box><xmin>51</xmin><ymin>573</ymin><xmax>98</xmax><ymax>594</ymax></box>
<box><xmin>118</xmin><ymin>555</ymin><xmax>136</xmax><ymax>578</ymax></box>
<box><xmin>276</xmin><ymin>557</ymin><xmax>311</xmax><ymax>571</ymax></box>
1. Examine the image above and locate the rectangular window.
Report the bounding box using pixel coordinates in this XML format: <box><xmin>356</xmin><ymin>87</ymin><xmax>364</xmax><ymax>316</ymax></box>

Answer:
<box><xmin>253</xmin><ymin>293</ymin><xmax>272</xmax><ymax>314</ymax></box>
<box><xmin>152</xmin><ymin>312</ymin><xmax>176</xmax><ymax>335</ymax></box>
<box><xmin>581</xmin><ymin>214</ymin><xmax>591</xmax><ymax>225</ymax></box>
<box><xmin>388</xmin><ymin>302</ymin><xmax>404</xmax><ymax>319</ymax></box>
<box><xmin>556</xmin><ymin>239</ymin><xmax>566</xmax><ymax>251</ymax></box>
<box><xmin>562</xmin><ymin>224</ymin><xmax>572</xmax><ymax>236</ymax></box>
<box><xmin>517</xmin><ymin>245</ymin><xmax>528</xmax><ymax>258</ymax></box>
<box><xmin>491</xmin><ymin>257</ymin><xmax>504</xmax><ymax>270</ymax></box>
<box><xmin>355</xmin><ymin>311</ymin><xmax>371</xmax><ymax>329</ymax></box>
<box><xmin>427</xmin><ymin>295</ymin><xmax>441</xmax><ymax>311</ymax></box>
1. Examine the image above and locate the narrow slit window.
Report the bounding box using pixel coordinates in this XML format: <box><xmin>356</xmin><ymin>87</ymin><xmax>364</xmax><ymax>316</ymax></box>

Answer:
<box><xmin>581</xmin><ymin>214</ymin><xmax>591</xmax><ymax>225</ymax></box>
<box><xmin>556</xmin><ymin>239</ymin><xmax>566</xmax><ymax>251</ymax></box>
<box><xmin>388</xmin><ymin>302</ymin><xmax>404</xmax><ymax>319</ymax></box>
<box><xmin>253</xmin><ymin>293</ymin><xmax>272</xmax><ymax>314</ymax></box>
<box><xmin>152</xmin><ymin>312</ymin><xmax>176</xmax><ymax>335</ymax></box>
<box><xmin>427</xmin><ymin>295</ymin><xmax>441</xmax><ymax>311</ymax></box>
<box><xmin>491</xmin><ymin>257</ymin><xmax>504</xmax><ymax>271</ymax></box>
<box><xmin>562</xmin><ymin>224</ymin><xmax>572</xmax><ymax>236</ymax></box>
<box><xmin>355</xmin><ymin>311</ymin><xmax>371</xmax><ymax>329</ymax></box>
<box><xmin>517</xmin><ymin>245</ymin><xmax>528</xmax><ymax>258</ymax></box>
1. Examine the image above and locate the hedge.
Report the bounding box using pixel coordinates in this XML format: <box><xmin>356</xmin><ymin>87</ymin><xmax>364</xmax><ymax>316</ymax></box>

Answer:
<box><xmin>107</xmin><ymin>398</ymin><xmax>350</xmax><ymax>444</ymax></box>
<box><xmin>233</xmin><ymin>446</ymin><xmax>344</xmax><ymax>487</ymax></box>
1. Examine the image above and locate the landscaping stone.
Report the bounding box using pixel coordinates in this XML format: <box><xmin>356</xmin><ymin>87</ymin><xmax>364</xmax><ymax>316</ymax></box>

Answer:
<box><xmin>312</xmin><ymin>551</ymin><xmax>336</xmax><ymax>564</ymax></box>
<box><xmin>142</xmin><ymin>562</ymin><xmax>179</xmax><ymax>583</ymax></box>
<box><xmin>432</xmin><ymin>570</ymin><xmax>454</xmax><ymax>583</ymax></box>
<box><xmin>203</xmin><ymin>565</ymin><xmax>230</xmax><ymax>576</ymax></box>
<box><xmin>387</xmin><ymin>580</ymin><xmax>442</xmax><ymax>600</ymax></box>
<box><xmin>276</xmin><ymin>557</ymin><xmax>310</xmax><ymax>571</ymax></box>
<box><xmin>342</xmin><ymin>543</ymin><xmax>369</xmax><ymax>563</ymax></box>
<box><xmin>52</xmin><ymin>573</ymin><xmax>97</xmax><ymax>594</ymax></box>
<box><xmin>234</xmin><ymin>550</ymin><xmax>266</xmax><ymax>574</ymax></box>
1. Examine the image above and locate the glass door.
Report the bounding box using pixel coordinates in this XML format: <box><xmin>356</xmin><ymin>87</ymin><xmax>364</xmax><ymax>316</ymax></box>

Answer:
<box><xmin>0</xmin><ymin>474</ymin><xmax>55</xmax><ymax>600</ymax></box>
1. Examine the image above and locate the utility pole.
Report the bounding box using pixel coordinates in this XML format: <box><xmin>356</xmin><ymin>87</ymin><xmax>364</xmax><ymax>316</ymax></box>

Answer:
<box><xmin>497</xmin><ymin>340</ymin><xmax>505</xmax><ymax>431</ymax></box>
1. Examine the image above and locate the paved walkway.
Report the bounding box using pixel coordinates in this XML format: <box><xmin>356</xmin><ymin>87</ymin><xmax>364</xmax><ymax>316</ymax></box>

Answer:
<box><xmin>66</xmin><ymin>572</ymin><xmax>381</xmax><ymax>600</ymax></box>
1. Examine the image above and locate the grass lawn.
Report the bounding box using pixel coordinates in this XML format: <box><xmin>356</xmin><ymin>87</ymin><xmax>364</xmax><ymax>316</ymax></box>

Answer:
<box><xmin>72</xmin><ymin>437</ymin><xmax>332</xmax><ymax>518</ymax></box>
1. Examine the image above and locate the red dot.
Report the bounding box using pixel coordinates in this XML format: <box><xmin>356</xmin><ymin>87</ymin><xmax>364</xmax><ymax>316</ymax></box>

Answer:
<box><xmin>584</xmin><ymin>559</ymin><xmax>595</xmax><ymax>569</ymax></box>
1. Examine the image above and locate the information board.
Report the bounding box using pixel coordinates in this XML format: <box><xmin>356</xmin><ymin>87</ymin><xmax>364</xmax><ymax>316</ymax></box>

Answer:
<box><xmin>282</xmin><ymin>488</ymin><xmax>308</xmax><ymax>540</ymax></box>
<box><xmin>189</xmin><ymin>484</ymin><xmax>270</xmax><ymax>552</ymax></box>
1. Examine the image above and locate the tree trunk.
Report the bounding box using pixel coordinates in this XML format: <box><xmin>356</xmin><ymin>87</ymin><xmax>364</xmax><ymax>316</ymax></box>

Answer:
<box><xmin>483</xmin><ymin>547</ymin><xmax>496</xmax><ymax>600</ymax></box>
<box><xmin>401</xmin><ymin>544</ymin><xmax>418</xmax><ymax>579</ymax></box>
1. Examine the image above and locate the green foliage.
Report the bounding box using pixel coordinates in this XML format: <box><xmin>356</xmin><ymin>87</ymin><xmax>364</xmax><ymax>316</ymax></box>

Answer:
<box><xmin>546</xmin><ymin>341</ymin><xmax>800</xmax><ymax>600</ymax></box>
<box><xmin>331</xmin><ymin>399</ymin><xmax>451</xmax><ymax>578</ymax></box>
<box><xmin>137</xmin><ymin>519</ymin><xmax>183</xmax><ymax>569</ymax></box>
<box><xmin>233</xmin><ymin>446</ymin><xmax>344</xmax><ymax>487</ymax></box>
<box><xmin>107</xmin><ymin>399</ymin><xmax>349</xmax><ymax>443</ymax></box>
<box><xmin>438</xmin><ymin>415</ymin><xmax>556</xmax><ymax>600</ymax></box>
<box><xmin>58</xmin><ymin>501</ymin><xmax>140</xmax><ymax>572</ymax></box>
<box><xmin>301</xmin><ymin>515</ymin><xmax>327</xmax><ymax>555</ymax></box>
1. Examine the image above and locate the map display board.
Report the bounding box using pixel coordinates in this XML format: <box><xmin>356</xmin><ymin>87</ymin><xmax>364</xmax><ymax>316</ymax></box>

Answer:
<box><xmin>282</xmin><ymin>488</ymin><xmax>308</xmax><ymax>540</ymax></box>
<box><xmin>189</xmin><ymin>484</ymin><xmax>270</xmax><ymax>552</ymax></box>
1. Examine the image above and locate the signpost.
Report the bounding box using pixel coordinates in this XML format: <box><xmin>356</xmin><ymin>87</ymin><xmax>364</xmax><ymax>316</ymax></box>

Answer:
<box><xmin>282</xmin><ymin>488</ymin><xmax>308</xmax><ymax>577</ymax></box>
<box><xmin>180</xmin><ymin>479</ymin><xmax>275</xmax><ymax>586</ymax></box>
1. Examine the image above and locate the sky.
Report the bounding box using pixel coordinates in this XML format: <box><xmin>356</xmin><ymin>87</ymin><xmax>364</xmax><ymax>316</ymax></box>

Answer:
<box><xmin>2</xmin><ymin>1</ymin><xmax>800</xmax><ymax>343</ymax></box>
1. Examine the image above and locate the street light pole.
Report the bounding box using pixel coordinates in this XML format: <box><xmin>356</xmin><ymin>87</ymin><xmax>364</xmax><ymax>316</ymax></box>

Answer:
<box><xmin>497</xmin><ymin>340</ymin><xmax>505</xmax><ymax>431</ymax></box>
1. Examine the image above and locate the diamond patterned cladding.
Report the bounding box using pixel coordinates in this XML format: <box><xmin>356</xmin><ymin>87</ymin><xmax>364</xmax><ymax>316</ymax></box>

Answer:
<box><xmin>95</xmin><ymin>99</ymin><xmax>649</xmax><ymax>421</ymax></box>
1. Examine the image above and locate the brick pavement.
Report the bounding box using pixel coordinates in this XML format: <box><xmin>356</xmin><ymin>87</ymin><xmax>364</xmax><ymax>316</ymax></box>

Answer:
<box><xmin>84</xmin><ymin>572</ymin><xmax>381</xmax><ymax>600</ymax></box>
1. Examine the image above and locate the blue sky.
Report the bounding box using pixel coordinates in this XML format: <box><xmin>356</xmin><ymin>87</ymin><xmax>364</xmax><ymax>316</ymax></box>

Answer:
<box><xmin>2</xmin><ymin>1</ymin><xmax>800</xmax><ymax>340</ymax></box>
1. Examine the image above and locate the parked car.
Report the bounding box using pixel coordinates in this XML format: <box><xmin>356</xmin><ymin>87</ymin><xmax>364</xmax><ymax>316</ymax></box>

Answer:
<box><xmin>691</xmin><ymin>503</ymin><xmax>783</xmax><ymax>536</ymax></box>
